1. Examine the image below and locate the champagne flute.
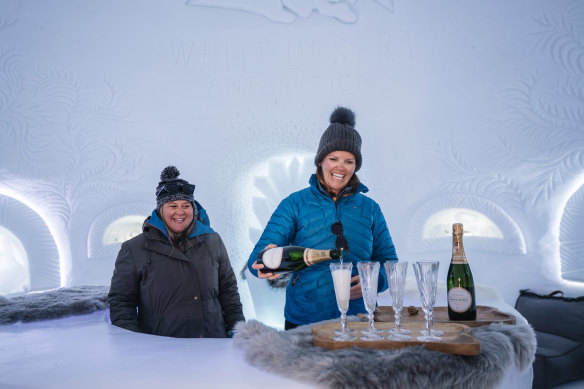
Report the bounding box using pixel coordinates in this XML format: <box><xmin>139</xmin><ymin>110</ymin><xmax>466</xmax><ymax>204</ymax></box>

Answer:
<box><xmin>384</xmin><ymin>261</ymin><xmax>411</xmax><ymax>340</ymax></box>
<box><xmin>330</xmin><ymin>262</ymin><xmax>356</xmax><ymax>341</ymax></box>
<box><xmin>413</xmin><ymin>261</ymin><xmax>442</xmax><ymax>342</ymax></box>
<box><xmin>357</xmin><ymin>262</ymin><xmax>383</xmax><ymax>341</ymax></box>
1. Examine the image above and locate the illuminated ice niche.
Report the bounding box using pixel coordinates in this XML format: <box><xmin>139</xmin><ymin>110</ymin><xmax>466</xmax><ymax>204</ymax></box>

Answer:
<box><xmin>408</xmin><ymin>196</ymin><xmax>525</xmax><ymax>254</ymax></box>
<box><xmin>103</xmin><ymin>215</ymin><xmax>145</xmax><ymax>245</ymax></box>
<box><xmin>244</xmin><ymin>152</ymin><xmax>315</xmax><ymax>330</ymax></box>
<box><xmin>559</xmin><ymin>183</ymin><xmax>584</xmax><ymax>282</ymax></box>
<box><xmin>87</xmin><ymin>204</ymin><xmax>150</xmax><ymax>260</ymax></box>
<box><xmin>423</xmin><ymin>208</ymin><xmax>503</xmax><ymax>239</ymax></box>
<box><xmin>0</xmin><ymin>225</ymin><xmax>30</xmax><ymax>295</ymax></box>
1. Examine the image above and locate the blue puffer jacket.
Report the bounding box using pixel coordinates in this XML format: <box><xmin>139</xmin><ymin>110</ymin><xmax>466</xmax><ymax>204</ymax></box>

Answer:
<box><xmin>247</xmin><ymin>174</ymin><xmax>398</xmax><ymax>326</ymax></box>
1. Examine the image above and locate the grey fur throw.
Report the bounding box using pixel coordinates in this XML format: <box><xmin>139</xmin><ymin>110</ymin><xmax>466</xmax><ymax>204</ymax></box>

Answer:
<box><xmin>233</xmin><ymin>318</ymin><xmax>536</xmax><ymax>389</ymax></box>
<box><xmin>0</xmin><ymin>286</ymin><xmax>109</xmax><ymax>324</ymax></box>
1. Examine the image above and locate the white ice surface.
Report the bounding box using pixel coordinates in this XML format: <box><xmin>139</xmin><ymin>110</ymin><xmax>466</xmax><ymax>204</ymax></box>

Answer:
<box><xmin>0</xmin><ymin>311</ymin><xmax>312</xmax><ymax>389</ymax></box>
<box><xmin>0</xmin><ymin>284</ymin><xmax>534</xmax><ymax>389</ymax></box>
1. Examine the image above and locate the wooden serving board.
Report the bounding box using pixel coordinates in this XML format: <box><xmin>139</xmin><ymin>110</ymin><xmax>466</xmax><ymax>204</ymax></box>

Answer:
<box><xmin>312</xmin><ymin>321</ymin><xmax>480</xmax><ymax>355</ymax></box>
<box><xmin>372</xmin><ymin>305</ymin><xmax>516</xmax><ymax>327</ymax></box>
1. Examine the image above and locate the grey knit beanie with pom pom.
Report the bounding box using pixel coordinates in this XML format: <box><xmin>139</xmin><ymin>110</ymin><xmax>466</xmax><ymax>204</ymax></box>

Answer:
<box><xmin>314</xmin><ymin>106</ymin><xmax>362</xmax><ymax>171</ymax></box>
<box><xmin>155</xmin><ymin>166</ymin><xmax>195</xmax><ymax>208</ymax></box>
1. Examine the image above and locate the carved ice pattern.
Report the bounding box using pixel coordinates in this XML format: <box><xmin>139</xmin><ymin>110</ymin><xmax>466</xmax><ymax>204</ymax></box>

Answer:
<box><xmin>533</xmin><ymin>2</ymin><xmax>584</xmax><ymax>75</ymax></box>
<box><xmin>436</xmin><ymin>143</ymin><xmax>524</xmax><ymax>210</ymax></box>
<box><xmin>249</xmin><ymin>154</ymin><xmax>314</xmax><ymax>245</ymax></box>
<box><xmin>245</xmin><ymin>154</ymin><xmax>314</xmax><ymax>300</ymax></box>
<box><xmin>0</xmin><ymin>195</ymin><xmax>60</xmax><ymax>291</ymax></box>
<box><xmin>0</xmin><ymin>49</ymin><xmax>141</xmax><ymax>231</ymax></box>
<box><xmin>432</xmin><ymin>4</ymin><xmax>584</xmax><ymax>278</ymax></box>
<box><xmin>0</xmin><ymin>18</ymin><xmax>18</xmax><ymax>32</ymax></box>
<box><xmin>185</xmin><ymin>0</ymin><xmax>394</xmax><ymax>24</ymax></box>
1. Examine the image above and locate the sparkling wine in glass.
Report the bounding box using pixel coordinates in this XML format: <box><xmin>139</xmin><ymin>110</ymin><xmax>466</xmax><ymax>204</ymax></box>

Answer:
<box><xmin>413</xmin><ymin>261</ymin><xmax>442</xmax><ymax>342</ymax></box>
<box><xmin>384</xmin><ymin>261</ymin><xmax>411</xmax><ymax>340</ymax></box>
<box><xmin>330</xmin><ymin>262</ymin><xmax>356</xmax><ymax>341</ymax></box>
<box><xmin>357</xmin><ymin>261</ymin><xmax>383</xmax><ymax>341</ymax></box>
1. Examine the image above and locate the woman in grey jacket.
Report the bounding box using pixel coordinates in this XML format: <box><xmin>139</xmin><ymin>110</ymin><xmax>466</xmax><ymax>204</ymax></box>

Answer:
<box><xmin>108</xmin><ymin>166</ymin><xmax>244</xmax><ymax>338</ymax></box>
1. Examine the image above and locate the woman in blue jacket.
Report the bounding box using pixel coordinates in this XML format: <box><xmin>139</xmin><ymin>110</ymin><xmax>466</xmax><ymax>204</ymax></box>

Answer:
<box><xmin>248</xmin><ymin>106</ymin><xmax>399</xmax><ymax>329</ymax></box>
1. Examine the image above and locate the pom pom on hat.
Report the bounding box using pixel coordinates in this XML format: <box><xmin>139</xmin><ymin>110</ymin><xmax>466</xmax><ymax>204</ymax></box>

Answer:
<box><xmin>314</xmin><ymin>106</ymin><xmax>362</xmax><ymax>171</ymax></box>
<box><xmin>160</xmin><ymin>166</ymin><xmax>180</xmax><ymax>181</ymax></box>
<box><xmin>329</xmin><ymin>106</ymin><xmax>356</xmax><ymax>127</ymax></box>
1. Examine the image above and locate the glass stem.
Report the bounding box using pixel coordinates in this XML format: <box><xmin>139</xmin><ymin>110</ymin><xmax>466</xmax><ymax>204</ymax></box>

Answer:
<box><xmin>429</xmin><ymin>309</ymin><xmax>434</xmax><ymax>332</ymax></box>
<box><xmin>394</xmin><ymin>311</ymin><xmax>401</xmax><ymax>332</ymax></box>
<box><xmin>368</xmin><ymin>311</ymin><xmax>374</xmax><ymax>332</ymax></box>
<box><xmin>341</xmin><ymin>312</ymin><xmax>347</xmax><ymax>334</ymax></box>
<box><xmin>425</xmin><ymin>311</ymin><xmax>431</xmax><ymax>335</ymax></box>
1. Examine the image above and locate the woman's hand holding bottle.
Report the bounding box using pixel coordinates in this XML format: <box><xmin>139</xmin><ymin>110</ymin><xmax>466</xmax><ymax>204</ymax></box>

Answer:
<box><xmin>252</xmin><ymin>244</ymin><xmax>281</xmax><ymax>280</ymax></box>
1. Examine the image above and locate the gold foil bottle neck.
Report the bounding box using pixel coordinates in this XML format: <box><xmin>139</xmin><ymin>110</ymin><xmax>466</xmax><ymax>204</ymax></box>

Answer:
<box><xmin>453</xmin><ymin>223</ymin><xmax>463</xmax><ymax>236</ymax></box>
<box><xmin>451</xmin><ymin>222</ymin><xmax>467</xmax><ymax>262</ymax></box>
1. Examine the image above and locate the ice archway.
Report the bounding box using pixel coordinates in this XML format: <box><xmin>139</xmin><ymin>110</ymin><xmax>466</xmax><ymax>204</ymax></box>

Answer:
<box><xmin>0</xmin><ymin>195</ymin><xmax>60</xmax><ymax>294</ymax></box>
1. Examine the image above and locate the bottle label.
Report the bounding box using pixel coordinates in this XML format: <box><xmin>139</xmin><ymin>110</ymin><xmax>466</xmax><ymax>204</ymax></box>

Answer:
<box><xmin>262</xmin><ymin>247</ymin><xmax>283</xmax><ymax>269</ymax></box>
<box><xmin>448</xmin><ymin>287</ymin><xmax>472</xmax><ymax>312</ymax></box>
<box><xmin>305</xmin><ymin>249</ymin><xmax>330</xmax><ymax>266</ymax></box>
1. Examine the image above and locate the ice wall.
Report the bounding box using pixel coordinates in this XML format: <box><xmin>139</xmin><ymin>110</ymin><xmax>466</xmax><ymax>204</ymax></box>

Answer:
<box><xmin>1</xmin><ymin>0</ymin><xmax>583</xmax><ymax>325</ymax></box>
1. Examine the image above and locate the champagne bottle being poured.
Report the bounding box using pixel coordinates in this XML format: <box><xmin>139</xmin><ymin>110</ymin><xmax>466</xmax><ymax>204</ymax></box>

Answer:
<box><xmin>257</xmin><ymin>246</ymin><xmax>343</xmax><ymax>275</ymax></box>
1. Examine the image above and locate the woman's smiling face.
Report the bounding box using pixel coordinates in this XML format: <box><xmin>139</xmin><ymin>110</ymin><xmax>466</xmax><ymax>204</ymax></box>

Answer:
<box><xmin>320</xmin><ymin>151</ymin><xmax>356</xmax><ymax>198</ymax></box>
<box><xmin>161</xmin><ymin>200</ymin><xmax>193</xmax><ymax>235</ymax></box>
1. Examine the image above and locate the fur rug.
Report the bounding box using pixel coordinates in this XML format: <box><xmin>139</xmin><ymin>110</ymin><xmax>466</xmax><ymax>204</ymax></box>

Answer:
<box><xmin>0</xmin><ymin>286</ymin><xmax>109</xmax><ymax>324</ymax></box>
<box><xmin>233</xmin><ymin>318</ymin><xmax>536</xmax><ymax>389</ymax></box>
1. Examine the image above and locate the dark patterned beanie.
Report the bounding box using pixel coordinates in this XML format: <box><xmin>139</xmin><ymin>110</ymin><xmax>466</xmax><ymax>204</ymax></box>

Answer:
<box><xmin>155</xmin><ymin>166</ymin><xmax>195</xmax><ymax>208</ymax></box>
<box><xmin>314</xmin><ymin>106</ymin><xmax>362</xmax><ymax>171</ymax></box>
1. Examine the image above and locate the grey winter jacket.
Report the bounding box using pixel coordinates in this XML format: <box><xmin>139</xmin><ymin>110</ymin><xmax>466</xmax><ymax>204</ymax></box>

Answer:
<box><xmin>108</xmin><ymin>208</ymin><xmax>244</xmax><ymax>338</ymax></box>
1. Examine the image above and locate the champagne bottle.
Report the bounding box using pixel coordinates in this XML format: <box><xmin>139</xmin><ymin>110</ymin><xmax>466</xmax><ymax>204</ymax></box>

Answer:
<box><xmin>447</xmin><ymin>223</ymin><xmax>477</xmax><ymax>320</ymax></box>
<box><xmin>257</xmin><ymin>246</ymin><xmax>343</xmax><ymax>274</ymax></box>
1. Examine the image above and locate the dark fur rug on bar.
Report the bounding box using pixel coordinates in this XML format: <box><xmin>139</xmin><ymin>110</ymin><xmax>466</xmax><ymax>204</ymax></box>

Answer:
<box><xmin>233</xmin><ymin>318</ymin><xmax>536</xmax><ymax>389</ymax></box>
<box><xmin>0</xmin><ymin>286</ymin><xmax>109</xmax><ymax>324</ymax></box>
